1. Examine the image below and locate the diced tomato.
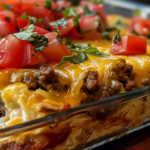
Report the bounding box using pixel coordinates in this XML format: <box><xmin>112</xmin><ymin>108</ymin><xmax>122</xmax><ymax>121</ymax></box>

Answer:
<box><xmin>71</xmin><ymin>15</ymin><xmax>99</xmax><ymax>38</ymax></box>
<box><xmin>80</xmin><ymin>0</ymin><xmax>103</xmax><ymax>13</ymax></box>
<box><xmin>0</xmin><ymin>35</ymin><xmax>26</xmax><ymax>68</ymax></box>
<box><xmin>0</xmin><ymin>10</ymin><xmax>16</xmax><ymax>28</ymax></box>
<box><xmin>128</xmin><ymin>17</ymin><xmax>150</xmax><ymax>35</ymax></box>
<box><xmin>11</xmin><ymin>1</ymin><xmax>33</xmax><ymax>14</ymax></box>
<box><xmin>16</xmin><ymin>18</ymin><xmax>29</xmax><ymax>29</ymax></box>
<box><xmin>52</xmin><ymin>12</ymin><xmax>64</xmax><ymax>20</ymax></box>
<box><xmin>49</xmin><ymin>19</ymin><xmax>74</xmax><ymax>38</ymax></box>
<box><xmin>17</xmin><ymin>18</ymin><xmax>45</xmax><ymax>30</ymax></box>
<box><xmin>133</xmin><ymin>19</ymin><xmax>150</xmax><ymax>35</ymax></box>
<box><xmin>76</xmin><ymin>7</ymin><xmax>84</xmax><ymax>16</ymax></box>
<box><xmin>56</xmin><ymin>1</ymin><xmax>71</xmax><ymax>9</ymax></box>
<box><xmin>80</xmin><ymin>15</ymin><xmax>99</xmax><ymax>30</ymax></box>
<box><xmin>34</xmin><ymin>0</ymin><xmax>56</xmax><ymax>10</ymax></box>
<box><xmin>51</xmin><ymin>1</ymin><xmax>57</xmax><ymax>10</ymax></box>
<box><xmin>0</xmin><ymin>19</ymin><xmax>16</xmax><ymax>36</ymax></box>
<box><xmin>24</xmin><ymin>25</ymin><xmax>50</xmax><ymax>35</ymax></box>
<box><xmin>111</xmin><ymin>35</ymin><xmax>147</xmax><ymax>55</ymax></box>
<box><xmin>5</xmin><ymin>0</ymin><xmax>20</xmax><ymax>5</ymax></box>
<box><xmin>43</xmin><ymin>16</ymin><xmax>53</xmax><ymax>29</ymax></box>
<box><xmin>23</xmin><ymin>5</ymin><xmax>51</xmax><ymax>18</ymax></box>
<box><xmin>19</xmin><ymin>42</ymin><xmax>46</xmax><ymax>68</ymax></box>
<box><xmin>41</xmin><ymin>32</ymin><xmax>71</xmax><ymax>62</ymax></box>
<box><xmin>127</xmin><ymin>17</ymin><xmax>141</xmax><ymax>32</ymax></box>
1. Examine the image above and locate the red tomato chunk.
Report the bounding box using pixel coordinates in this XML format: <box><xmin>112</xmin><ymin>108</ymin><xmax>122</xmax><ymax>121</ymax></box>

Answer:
<box><xmin>111</xmin><ymin>35</ymin><xmax>147</xmax><ymax>55</ymax></box>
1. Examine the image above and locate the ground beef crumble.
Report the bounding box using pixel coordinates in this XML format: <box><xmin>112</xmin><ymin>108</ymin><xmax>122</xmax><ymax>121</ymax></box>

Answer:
<box><xmin>82</xmin><ymin>59</ymin><xmax>136</xmax><ymax>103</ymax></box>
<box><xmin>81</xmin><ymin>71</ymin><xmax>99</xmax><ymax>104</ymax></box>
<box><xmin>101</xmin><ymin>59</ymin><xmax>136</xmax><ymax>99</ymax></box>
<box><xmin>22</xmin><ymin>64</ymin><xmax>67</xmax><ymax>92</ymax></box>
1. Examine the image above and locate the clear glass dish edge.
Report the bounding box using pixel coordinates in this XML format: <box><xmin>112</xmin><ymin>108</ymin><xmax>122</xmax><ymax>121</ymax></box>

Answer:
<box><xmin>0</xmin><ymin>85</ymin><xmax>150</xmax><ymax>138</ymax></box>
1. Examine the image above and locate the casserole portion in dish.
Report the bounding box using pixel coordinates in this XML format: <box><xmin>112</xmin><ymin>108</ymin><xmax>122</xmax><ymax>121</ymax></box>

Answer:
<box><xmin>0</xmin><ymin>0</ymin><xmax>150</xmax><ymax>149</ymax></box>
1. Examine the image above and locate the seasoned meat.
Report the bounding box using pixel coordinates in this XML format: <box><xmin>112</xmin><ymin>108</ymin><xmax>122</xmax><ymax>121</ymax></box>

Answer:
<box><xmin>110</xmin><ymin>59</ymin><xmax>136</xmax><ymax>91</ymax></box>
<box><xmin>22</xmin><ymin>64</ymin><xmax>66</xmax><ymax>92</ymax></box>
<box><xmin>81</xmin><ymin>71</ymin><xmax>99</xmax><ymax>104</ymax></box>
<box><xmin>101</xmin><ymin>59</ymin><xmax>135</xmax><ymax>99</ymax></box>
<box><xmin>141</xmin><ymin>78</ymin><xmax>150</xmax><ymax>86</ymax></box>
<box><xmin>84</xmin><ymin>71</ymin><xmax>98</xmax><ymax>91</ymax></box>
<box><xmin>0</xmin><ymin>105</ymin><xmax>5</xmax><ymax>117</ymax></box>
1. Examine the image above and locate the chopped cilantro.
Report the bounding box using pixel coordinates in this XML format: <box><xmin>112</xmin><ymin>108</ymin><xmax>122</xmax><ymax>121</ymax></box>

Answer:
<box><xmin>115</xmin><ymin>18</ymin><xmax>128</xmax><ymax>28</ymax></box>
<box><xmin>70</xmin><ymin>42</ymin><xmax>110</xmax><ymax>57</ymax></box>
<box><xmin>55</xmin><ymin>38</ymin><xmax>109</xmax><ymax>67</ymax></box>
<box><xmin>1</xmin><ymin>2</ymin><xmax>11</xmax><ymax>10</ymax></box>
<box><xmin>44</xmin><ymin>0</ymin><xmax>51</xmax><ymax>10</ymax></box>
<box><xmin>28</xmin><ymin>16</ymin><xmax>37</xmax><ymax>25</ymax></box>
<box><xmin>106</xmin><ymin>25</ymin><xmax>117</xmax><ymax>31</ymax></box>
<box><xmin>0</xmin><ymin>36</ymin><xmax>3</xmax><ymax>39</ymax></box>
<box><xmin>52</xmin><ymin>7</ymin><xmax>65</xmax><ymax>12</ymax></box>
<box><xmin>113</xmin><ymin>30</ymin><xmax>121</xmax><ymax>44</ymax></box>
<box><xmin>13</xmin><ymin>25</ymin><xmax>48</xmax><ymax>53</ymax></box>
<box><xmin>38</xmin><ymin>18</ymin><xmax>45</xmax><ymax>24</ymax></box>
<box><xmin>56</xmin><ymin>52</ymin><xmax>89</xmax><ymax>67</ymax></box>
<box><xmin>98</xmin><ymin>16</ymin><xmax>105</xmax><ymax>32</ymax></box>
<box><xmin>133</xmin><ymin>9</ymin><xmax>141</xmax><ymax>17</ymax></box>
<box><xmin>100</xmin><ymin>32</ymin><xmax>111</xmax><ymax>40</ymax></box>
<box><xmin>21</xmin><ymin>13</ymin><xmax>44</xmax><ymax>25</ymax></box>
<box><xmin>63</xmin><ymin>7</ymin><xmax>78</xmax><ymax>18</ymax></box>
<box><xmin>50</xmin><ymin>18</ymin><xmax>67</xmax><ymax>28</ymax></box>
<box><xmin>52</xmin><ymin>28</ymin><xmax>63</xmax><ymax>43</ymax></box>
<box><xmin>148</xmin><ymin>39</ymin><xmax>150</xmax><ymax>45</ymax></box>
<box><xmin>21</xmin><ymin>13</ymin><xmax>28</xmax><ymax>19</ymax></box>
<box><xmin>83</xmin><ymin>5</ymin><xmax>97</xmax><ymax>16</ymax></box>
<box><xmin>86</xmin><ymin>0</ymin><xmax>103</xmax><ymax>4</ymax></box>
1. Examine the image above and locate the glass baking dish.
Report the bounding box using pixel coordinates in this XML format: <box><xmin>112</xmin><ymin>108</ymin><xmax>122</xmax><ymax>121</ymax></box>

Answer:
<box><xmin>0</xmin><ymin>1</ymin><xmax>150</xmax><ymax>150</ymax></box>
<box><xmin>1</xmin><ymin>85</ymin><xmax>150</xmax><ymax>149</ymax></box>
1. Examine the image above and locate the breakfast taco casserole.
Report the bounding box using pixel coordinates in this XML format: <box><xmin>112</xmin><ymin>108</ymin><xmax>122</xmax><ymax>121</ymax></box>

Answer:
<box><xmin>0</xmin><ymin>0</ymin><xmax>149</xmax><ymax>149</ymax></box>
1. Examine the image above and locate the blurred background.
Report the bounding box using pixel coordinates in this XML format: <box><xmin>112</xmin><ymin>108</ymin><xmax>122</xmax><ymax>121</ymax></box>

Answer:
<box><xmin>68</xmin><ymin>0</ymin><xmax>150</xmax><ymax>18</ymax></box>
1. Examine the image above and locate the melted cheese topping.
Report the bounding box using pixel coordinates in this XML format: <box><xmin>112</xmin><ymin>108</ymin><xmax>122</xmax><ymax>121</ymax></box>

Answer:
<box><xmin>0</xmin><ymin>14</ymin><xmax>150</xmax><ymax>130</ymax></box>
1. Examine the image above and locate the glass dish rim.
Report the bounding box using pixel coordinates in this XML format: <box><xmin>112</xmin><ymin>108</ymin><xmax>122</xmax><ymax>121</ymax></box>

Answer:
<box><xmin>0</xmin><ymin>85</ymin><xmax>150</xmax><ymax>138</ymax></box>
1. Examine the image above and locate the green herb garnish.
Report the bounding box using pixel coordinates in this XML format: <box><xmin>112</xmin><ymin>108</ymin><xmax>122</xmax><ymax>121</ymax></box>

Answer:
<box><xmin>38</xmin><ymin>18</ymin><xmax>45</xmax><ymax>24</ymax></box>
<box><xmin>113</xmin><ymin>30</ymin><xmax>121</xmax><ymax>44</ymax></box>
<box><xmin>106</xmin><ymin>25</ymin><xmax>117</xmax><ymax>31</ymax></box>
<box><xmin>13</xmin><ymin>25</ymin><xmax>48</xmax><ymax>52</ymax></box>
<box><xmin>52</xmin><ymin>28</ymin><xmax>63</xmax><ymax>43</ymax></box>
<box><xmin>50</xmin><ymin>18</ymin><xmax>67</xmax><ymax>28</ymax></box>
<box><xmin>86</xmin><ymin>0</ymin><xmax>103</xmax><ymax>4</ymax></box>
<box><xmin>44</xmin><ymin>0</ymin><xmax>51</xmax><ymax>10</ymax></box>
<box><xmin>21</xmin><ymin>13</ymin><xmax>44</xmax><ymax>25</ymax></box>
<box><xmin>83</xmin><ymin>5</ymin><xmax>97</xmax><ymax>16</ymax></box>
<box><xmin>70</xmin><ymin>42</ymin><xmax>110</xmax><ymax>57</ymax></box>
<box><xmin>146</xmin><ymin>33</ymin><xmax>150</xmax><ymax>45</ymax></box>
<box><xmin>52</xmin><ymin>7</ymin><xmax>65</xmax><ymax>12</ymax></box>
<box><xmin>115</xmin><ymin>18</ymin><xmax>128</xmax><ymax>28</ymax></box>
<box><xmin>0</xmin><ymin>36</ymin><xmax>3</xmax><ymax>39</ymax></box>
<box><xmin>28</xmin><ymin>16</ymin><xmax>37</xmax><ymax>25</ymax></box>
<box><xmin>56</xmin><ymin>39</ymin><xmax>109</xmax><ymax>67</ymax></box>
<box><xmin>1</xmin><ymin>2</ymin><xmax>11</xmax><ymax>10</ymax></box>
<box><xmin>56</xmin><ymin>52</ymin><xmax>89</xmax><ymax>67</ymax></box>
<box><xmin>21</xmin><ymin>13</ymin><xmax>28</xmax><ymax>19</ymax></box>
<box><xmin>133</xmin><ymin>9</ymin><xmax>141</xmax><ymax>17</ymax></box>
<box><xmin>63</xmin><ymin>7</ymin><xmax>78</xmax><ymax>18</ymax></box>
